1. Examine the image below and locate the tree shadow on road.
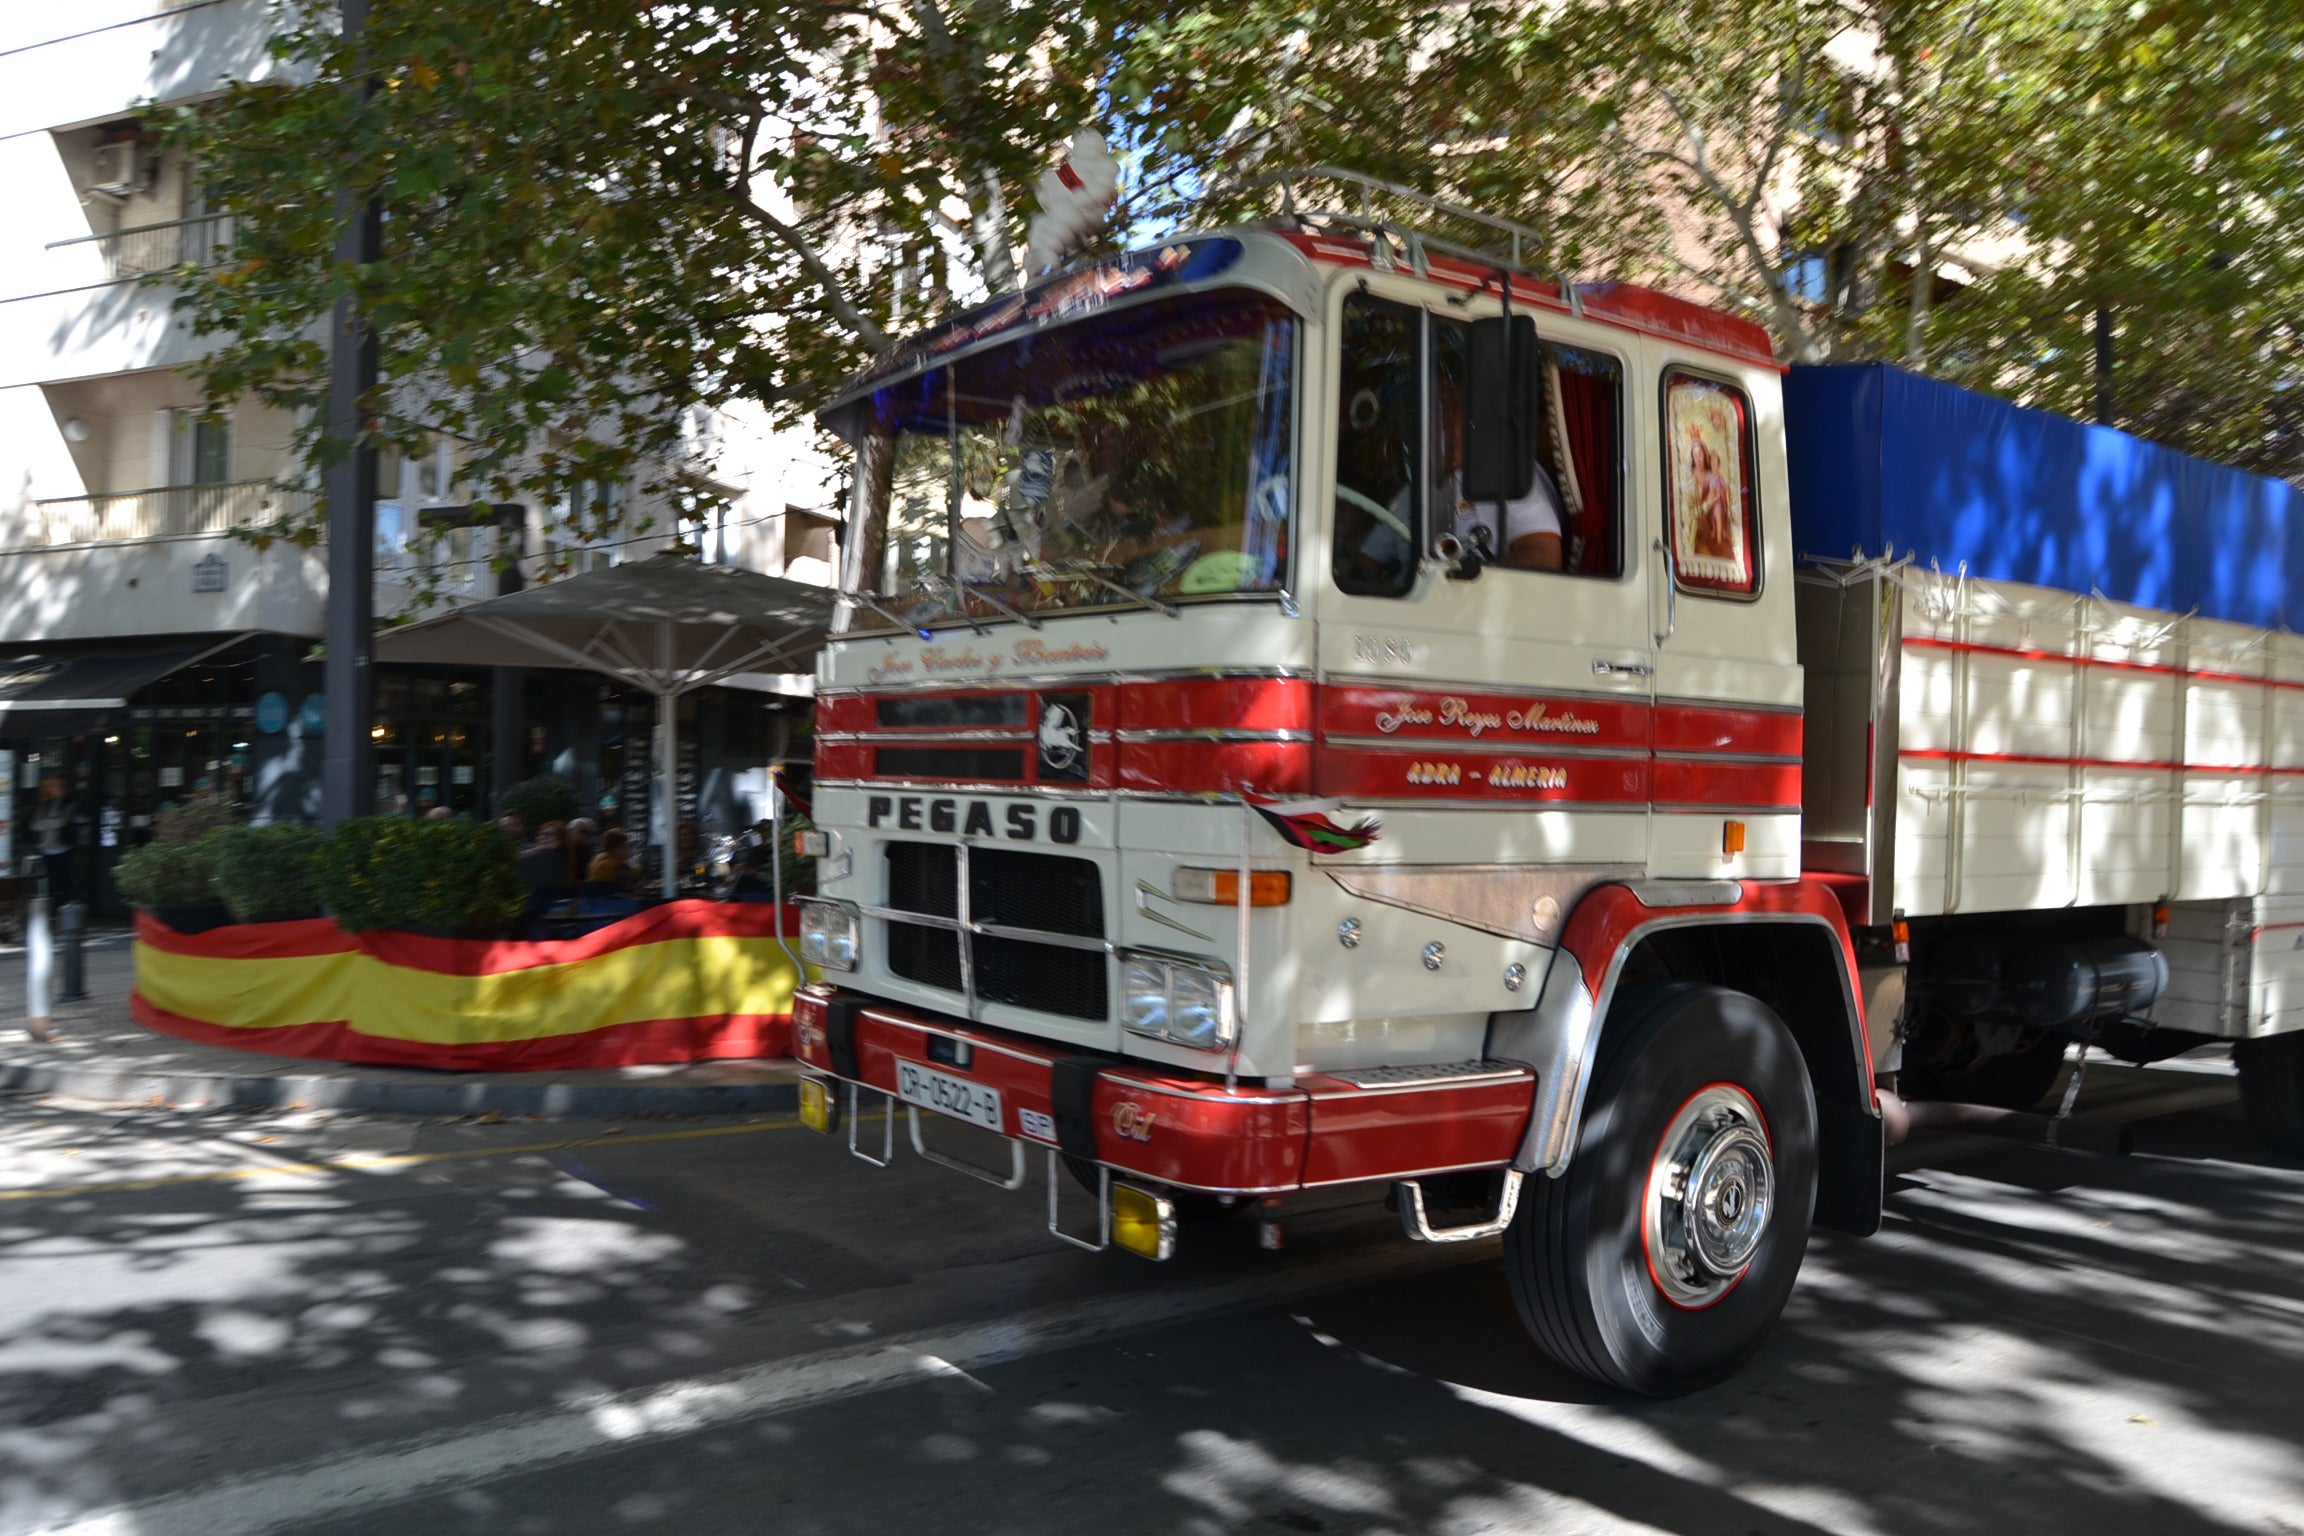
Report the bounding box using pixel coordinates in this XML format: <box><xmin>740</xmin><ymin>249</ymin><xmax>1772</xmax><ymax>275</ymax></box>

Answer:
<box><xmin>1</xmin><ymin>1082</ymin><xmax>2299</xmax><ymax>1536</ymax></box>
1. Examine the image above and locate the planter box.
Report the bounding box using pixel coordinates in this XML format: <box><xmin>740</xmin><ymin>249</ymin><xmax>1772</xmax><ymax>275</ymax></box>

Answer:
<box><xmin>130</xmin><ymin>901</ymin><xmax>811</xmax><ymax>1069</ymax></box>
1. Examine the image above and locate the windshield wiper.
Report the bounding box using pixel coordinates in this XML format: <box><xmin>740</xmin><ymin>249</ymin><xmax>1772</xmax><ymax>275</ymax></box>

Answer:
<box><xmin>1029</xmin><ymin>559</ymin><xmax>1180</xmax><ymax>619</ymax></box>
<box><xmin>922</xmin><ymin>574</ymin><xmax>991</xmax><ymax>636</ymax></box>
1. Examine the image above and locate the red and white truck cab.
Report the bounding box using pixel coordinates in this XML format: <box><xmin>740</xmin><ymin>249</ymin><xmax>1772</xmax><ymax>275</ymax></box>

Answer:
<box><xmin>789</xmin><ymin>192</ymin><xmax>2304</xmax><ymax>1394</ymax></box>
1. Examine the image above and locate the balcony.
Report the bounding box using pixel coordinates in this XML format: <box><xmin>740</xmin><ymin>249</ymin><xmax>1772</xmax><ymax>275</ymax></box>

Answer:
<box><xmin>21</xmin><ymin>480</ymin><xmax>302</xmax><ymax>547</ymax></box>
<box><xmin>43</xmin><ymin>213</ymin><xmax>233</xmax><ymax>282</ymax></box>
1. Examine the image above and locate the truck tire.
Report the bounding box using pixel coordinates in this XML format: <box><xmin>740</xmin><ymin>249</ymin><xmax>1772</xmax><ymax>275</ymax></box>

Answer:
<box><xmin>2235</xmin><ymin>1032</ymin><xmax>2304</xmax><ymax>1156</ymax></box>
<box><xmin>1504</xmin><ymin>983</ymin><xmax>1818</xmax><ymax>1396</ymax></box>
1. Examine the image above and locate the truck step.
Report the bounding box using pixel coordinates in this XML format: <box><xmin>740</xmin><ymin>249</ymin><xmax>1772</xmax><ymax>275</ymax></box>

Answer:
<box><xmin>1323</xmin><ymin>1059</ymin><xmax>1531</xmax><ymax>1090</ymax></box>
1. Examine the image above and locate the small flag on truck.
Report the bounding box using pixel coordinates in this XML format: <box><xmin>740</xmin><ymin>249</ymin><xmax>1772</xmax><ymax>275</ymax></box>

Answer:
<box><xmin>1248</xmin><ymin>796</ymin><xmax>1381</xmax><ymax>854</ymax></box>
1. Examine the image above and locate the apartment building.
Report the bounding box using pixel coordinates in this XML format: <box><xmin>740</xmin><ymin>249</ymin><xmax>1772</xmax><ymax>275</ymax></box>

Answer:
<box><xmin>0</xmin><ymin>1</ymin><xmax>835</xmax><ymax>909</ymax></box>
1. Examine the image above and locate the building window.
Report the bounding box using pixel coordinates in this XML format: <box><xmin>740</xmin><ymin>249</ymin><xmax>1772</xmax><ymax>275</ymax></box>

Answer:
<box><xmin>169</xmin><ymin>409</ymin><xmax>232</xmax><ymax>486</ymax></box>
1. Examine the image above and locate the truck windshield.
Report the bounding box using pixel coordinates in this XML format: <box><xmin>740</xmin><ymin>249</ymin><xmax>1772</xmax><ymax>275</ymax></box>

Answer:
<box><xmin>840</xmin><ymin>290</ymin><xmax>1296</xmax><ymax>631</ymax></box>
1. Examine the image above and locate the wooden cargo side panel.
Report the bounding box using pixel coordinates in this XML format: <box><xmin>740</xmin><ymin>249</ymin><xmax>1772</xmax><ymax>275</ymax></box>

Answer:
<box><xmin>1888</xmin><ymin>574</ymin><xmax>2297</xmax><ymax>918</ymax></box>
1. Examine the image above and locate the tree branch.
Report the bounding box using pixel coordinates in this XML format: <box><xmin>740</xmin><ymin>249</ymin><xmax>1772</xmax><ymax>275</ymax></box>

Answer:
<box><xmin>734</xmin><ymin>193</ymin><xmax>891</xmax><ymax>350</ymax></box>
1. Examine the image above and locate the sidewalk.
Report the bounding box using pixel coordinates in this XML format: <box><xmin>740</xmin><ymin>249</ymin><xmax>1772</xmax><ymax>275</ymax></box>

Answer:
<box><xmin>0</xmin><ymin>927</ymin><xmax>800</xmax><ymax>1117</ymax></box>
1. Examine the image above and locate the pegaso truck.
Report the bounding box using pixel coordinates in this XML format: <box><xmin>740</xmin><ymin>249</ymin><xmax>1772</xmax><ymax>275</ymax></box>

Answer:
<box><xmin>786</xmin><ymin>187</ymin><xmax>2304</xmax><ymax>1395</ymax></box>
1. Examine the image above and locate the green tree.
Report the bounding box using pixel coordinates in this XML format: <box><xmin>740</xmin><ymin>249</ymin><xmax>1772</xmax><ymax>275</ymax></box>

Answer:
<box><xmin>176</xmin><ymin>0</ymin><xmax>2303</xmax><ymax>517</ymax></box>
<box><xmin>169</xmin><ymin>0</ymin><xmax>1129</xmax><ymax>573</ymax></box>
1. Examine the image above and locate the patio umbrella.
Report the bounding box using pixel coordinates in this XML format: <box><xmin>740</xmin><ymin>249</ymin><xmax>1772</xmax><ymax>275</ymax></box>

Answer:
<box><xmin>375</xmin><ymin>553</ymin><xmax>834</xmax><ymax>896</ymax></box>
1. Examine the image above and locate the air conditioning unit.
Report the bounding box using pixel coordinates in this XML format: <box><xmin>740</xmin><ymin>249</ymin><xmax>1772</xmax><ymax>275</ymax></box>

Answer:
<box><xmin>86</xmin><ymin>139</ymin><xmax>149</xmax><ymax>198</ymax></box>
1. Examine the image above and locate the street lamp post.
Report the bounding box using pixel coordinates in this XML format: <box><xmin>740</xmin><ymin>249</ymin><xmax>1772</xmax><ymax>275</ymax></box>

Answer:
<box><xmin>320</xmin><ymin>0</ymin><xmax>380</xmax><ymax>826</ymax></box>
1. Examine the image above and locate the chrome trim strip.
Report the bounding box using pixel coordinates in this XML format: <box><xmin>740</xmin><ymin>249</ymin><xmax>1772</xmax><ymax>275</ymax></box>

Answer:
<box><xmin>1321</xmin><ymin>734</ymin><xmax>1649</xmax><ymax>760</ymax></box>
<box><xmin>818</xmin><ymin>665</ymin><xmax>1315</xmax><ymax>694</ymax></box>
<box><xmin>819</xmin><ymin>729</ymin><xmax>1033</xmax><ymax>744</ymax></box>
<box><xmin>1320</xmin><ymin>673</ymin><xmax>1639</xmax><ymax>708</ymax></box>
<box><xmin>863</xmin><ymin>905</ymin><xmax>1118</xmax><ymax>956</ymax></box>
<box><xmin>1652</xmin><ymin>749</ymin><xmax>1803</xmax><ymax>765</ymax></box>
<box><xmin>1116</xmin><ymin>728</ymin><xmax>1314</xmax><ymax>744</ymax></box>
<box><xmin>816</xmin><ymin>779</ymin><xmax>1108</xmax><ymax>798</ymax></box>
<box><xmin>1302</xmin><ymin>1069</ymin><xmax>1533</xmax><ymax>1100</ymax></box>
<box><xmin>1656</xmin><ymin>694</ymin><xmax>1803</xmax><ymax>715</ymax></box>
<box><xmin>1296</xmin><ymin>1159</ymin><xmax>1512</xmax><ymax>1190</ymax></box>
<box><xmin>974</xmin><ymin>921</ymin><xmax>1114</xmax><ymax>954</ymax></box>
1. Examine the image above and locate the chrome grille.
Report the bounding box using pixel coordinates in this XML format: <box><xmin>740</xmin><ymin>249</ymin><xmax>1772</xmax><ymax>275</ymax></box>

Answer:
<box><xmin>881</xmin><ymin>843</ymin><xmax>1109</xmax><ymax>1021</ymax></box>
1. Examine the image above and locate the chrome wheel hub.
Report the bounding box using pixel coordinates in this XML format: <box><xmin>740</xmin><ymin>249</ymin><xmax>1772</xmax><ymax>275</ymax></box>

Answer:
<box><xmin>1644</xmin><ymin>1084</ymin><xmax>1775</xmax><ymax>1307</ymax></box>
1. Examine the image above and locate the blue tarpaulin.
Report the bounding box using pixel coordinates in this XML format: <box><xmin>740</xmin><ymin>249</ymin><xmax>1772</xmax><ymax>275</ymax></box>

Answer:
<box><xmin>1785</xmin><ymin>363</ymin><xmax>2301</xmax><ymax>630</ymax></box>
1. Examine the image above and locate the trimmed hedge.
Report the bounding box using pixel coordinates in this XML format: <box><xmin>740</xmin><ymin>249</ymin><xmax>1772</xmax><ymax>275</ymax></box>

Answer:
<box><xmin>317</xmin><ymin>817</ymin><xmax>526</xmax><ymax>935</ymax></box>
<box><xmin>209</xmin><ymin>824</ymin><xmax>327</xmax><ymax>923</ymax></box>
<box><xmin>112</xmin><ymin>839</ymin><xmax>219</xmax><ymax>908</ymax></box>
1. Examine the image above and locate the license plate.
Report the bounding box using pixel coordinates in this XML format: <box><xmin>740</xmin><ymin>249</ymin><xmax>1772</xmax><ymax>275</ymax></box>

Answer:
<box><xmin>894</xmin><ymin>1060</ymin><xmax>1004</xmax><ymax>1133</ymax></box>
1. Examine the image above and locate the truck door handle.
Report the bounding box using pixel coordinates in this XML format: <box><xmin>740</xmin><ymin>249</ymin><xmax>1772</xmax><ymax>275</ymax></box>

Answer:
<box><xmin>1591</xmin><ymin>658</ymin><xmax>1653</xmax><ymax>678</ymax></box>
<box><xmin>1653</xmin><ymin>537</ymin><xmax>1679</xmax><ymax>647</ymax></box>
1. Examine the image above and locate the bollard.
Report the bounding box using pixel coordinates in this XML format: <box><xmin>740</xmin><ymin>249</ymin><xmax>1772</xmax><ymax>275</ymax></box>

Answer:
<box><xmin>57</xmin><ymin>900</ymin><xmax>87</xmax><ymax>1002</ymax></box>
<box><xmin>23</xmin><ymin>895</ymin><xmax>53</xmax><ymax>1042</ymax></box>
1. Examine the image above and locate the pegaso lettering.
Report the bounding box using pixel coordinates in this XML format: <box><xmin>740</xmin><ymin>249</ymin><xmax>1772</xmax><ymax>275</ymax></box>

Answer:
<box><xmin>865</xmin><ymin>794</ymin><xmax>1084</xmax><ymax>845</ymax></box>
<box><xmin>1373</xmin><ymin>694</ymin><xmax>1603</xmax><ymax>739</ymax></box>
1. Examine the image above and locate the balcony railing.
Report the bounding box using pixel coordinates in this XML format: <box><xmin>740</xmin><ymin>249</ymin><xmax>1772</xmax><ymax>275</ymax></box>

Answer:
<box><xmin>20</xmin><ymin>480</ymin><xmax>304</xmax><ymax>546</ymax></box>
<box><xmin>43</xmin><ymin>214</ymin><xmax>234</xmax><ymax>281</ymax></box>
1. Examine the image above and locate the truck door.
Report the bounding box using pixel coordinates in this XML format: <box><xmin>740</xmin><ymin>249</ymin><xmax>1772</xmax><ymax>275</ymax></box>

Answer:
<box><xmin>1644</xmin><ymin>365</ymin><xmax>1804</xmax><ymax>879</ymax></box>
<box><xmin>1321</xmin><ymin>289</ymin><xmax>1651</xmax><ymax>864</ymax></box>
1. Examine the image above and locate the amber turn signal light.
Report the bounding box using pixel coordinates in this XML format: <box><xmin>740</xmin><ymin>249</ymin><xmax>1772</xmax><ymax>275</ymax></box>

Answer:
<box><xmin>798</xmin><ymin>1076</ymin><xmax>838</xmax><ymax>1134</ymax></box>
<box><xmin>1172</xmin><ymin>868</ymin><xmax>1293</xmax><ymax>906</ymax></box>
<box><xmin>1112</xmin><ymin>1183</ymin><xmax>1177</xmax><ymax>1261</ymax></box>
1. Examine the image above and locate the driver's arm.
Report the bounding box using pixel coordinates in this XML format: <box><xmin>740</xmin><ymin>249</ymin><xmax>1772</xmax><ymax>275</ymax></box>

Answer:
<box><xmin>1504</xmin><ymin>531</ymin><xmax>1564</xmax><ymax>571</ymax></box>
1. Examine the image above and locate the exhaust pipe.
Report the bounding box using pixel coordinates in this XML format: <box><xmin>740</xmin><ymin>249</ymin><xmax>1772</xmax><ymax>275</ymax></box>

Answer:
<box><xmin>1877</xmin><ymin>1088</ymin><xmax>2131</xmax><ymax>1157</ymax></box>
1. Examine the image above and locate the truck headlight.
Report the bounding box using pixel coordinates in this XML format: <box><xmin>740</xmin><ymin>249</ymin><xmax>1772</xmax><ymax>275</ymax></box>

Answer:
<box><xmin>1120</xmin><ymin>950</ymin><xmax>1235</xmax><ymax>1052</ymax></box>
<box><xmin>796</xmin><ymin>898</ymin><xmax>859</xmax><ymax>971</ymax></box>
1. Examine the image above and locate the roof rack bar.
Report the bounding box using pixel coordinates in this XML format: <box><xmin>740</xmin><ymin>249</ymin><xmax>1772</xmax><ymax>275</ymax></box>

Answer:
<box><xmin>1240</xmin><ymin>165</ymin><xmax>1576</xmax><ymax>307</ymax></box>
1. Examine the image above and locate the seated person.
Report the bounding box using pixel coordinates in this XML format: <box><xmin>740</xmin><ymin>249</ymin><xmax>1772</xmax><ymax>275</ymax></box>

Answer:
<box><xmin>584</xmin><ymin>828</ymin><xmax>637</xmax><ymax>893</ymax></box>
<box><xmin>1442</xmin><ymin>461</ymin><xmax>1566</xmax><ymax>572</ymax></box>
<box><xmin>517</xmin><ymin>821</ymin><xmax>574</xmax><ymax>914</ymax></box>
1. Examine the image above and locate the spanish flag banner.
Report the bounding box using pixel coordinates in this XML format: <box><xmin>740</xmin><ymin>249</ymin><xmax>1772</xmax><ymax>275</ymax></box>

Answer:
<box><xmin>131</xmin><ymin>903</ymin><xmax>811</xmax><ymax>1070</ymax></box>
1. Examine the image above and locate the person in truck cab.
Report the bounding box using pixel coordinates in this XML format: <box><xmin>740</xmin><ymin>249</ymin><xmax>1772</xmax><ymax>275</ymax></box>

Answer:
<box><xmin>1432</xmin><ymin>370</ymin><xmax>1566</xmax><ymax>571</ymax></box>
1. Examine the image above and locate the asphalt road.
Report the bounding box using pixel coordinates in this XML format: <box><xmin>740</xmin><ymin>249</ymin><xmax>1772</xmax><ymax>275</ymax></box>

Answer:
<box><xmin>1</xmin><ymin>1055</ymin><xmax>2298</xmax><ymax>1536</ymax></box>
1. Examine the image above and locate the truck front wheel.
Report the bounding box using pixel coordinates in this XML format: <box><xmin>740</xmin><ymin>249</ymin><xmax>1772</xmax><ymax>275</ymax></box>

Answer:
<box><xmin>2235</xmin><ymin>1031</ymin><xmax>2304</xmax><ymax>1155</ymax></box>
<box><xmin>1504</xmin><ymin>984</ymin><xmax>1818</xmax><ymax>1396</ymax></box>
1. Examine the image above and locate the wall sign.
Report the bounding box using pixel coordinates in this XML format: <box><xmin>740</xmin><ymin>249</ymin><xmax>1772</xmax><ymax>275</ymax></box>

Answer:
<box><xmin>193</xmin><ymin>552</ymin><xmax>229</xmax><ymax>593</ymax></box>
<box><xmin>255</xmin><ymin>691</ymin><xmax>289</xmax><ymax>735</ymax></box>
<box><xmin>298</xmin><ymin>694</ymin><xmax>326</xmax><ymax>735</ymax></box>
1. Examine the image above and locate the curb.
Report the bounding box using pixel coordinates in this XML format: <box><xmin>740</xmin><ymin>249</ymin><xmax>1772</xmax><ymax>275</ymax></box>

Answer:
<box><xmin>0</xmin><ymin>1055</ymin><xmax>801</xmax><ymax>1119</ymax></box>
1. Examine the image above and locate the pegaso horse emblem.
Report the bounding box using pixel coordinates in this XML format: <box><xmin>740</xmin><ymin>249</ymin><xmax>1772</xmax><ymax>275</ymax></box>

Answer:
<box><xmin>1038</xmin><ymin>701</ymin><xmax>1083</xmax><ymax>772</ymax></box>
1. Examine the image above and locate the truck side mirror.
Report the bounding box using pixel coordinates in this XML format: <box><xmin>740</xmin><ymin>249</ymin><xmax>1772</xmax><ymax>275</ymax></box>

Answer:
<box><xmin>1462</xmin><ymin>314</ymin><xmax>1538</xmax><ymax>503</ymax></box>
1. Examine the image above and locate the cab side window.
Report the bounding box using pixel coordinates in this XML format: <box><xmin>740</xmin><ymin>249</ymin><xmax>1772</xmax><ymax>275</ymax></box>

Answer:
<box><xmin>1546</xmin><ymin>344</ymin><xmax>1624</xmax><ymax>578</ymax></box>
<box><xmin>1331</xmin><ymin>294</ymin><xmax>1421</xmax><ymax>598</ymax></box>
<box><xmin>1430</xmin><ymin>320</ymin><xmax>1623</xmax><ymax>578</ymax></box>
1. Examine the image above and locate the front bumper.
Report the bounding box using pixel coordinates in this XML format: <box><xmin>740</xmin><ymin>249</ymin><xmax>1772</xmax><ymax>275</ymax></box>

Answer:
<box><xmin>792</xmin><ymin>985</ymin><xmax>1537</xmax><ymax>1195</ymax></box>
